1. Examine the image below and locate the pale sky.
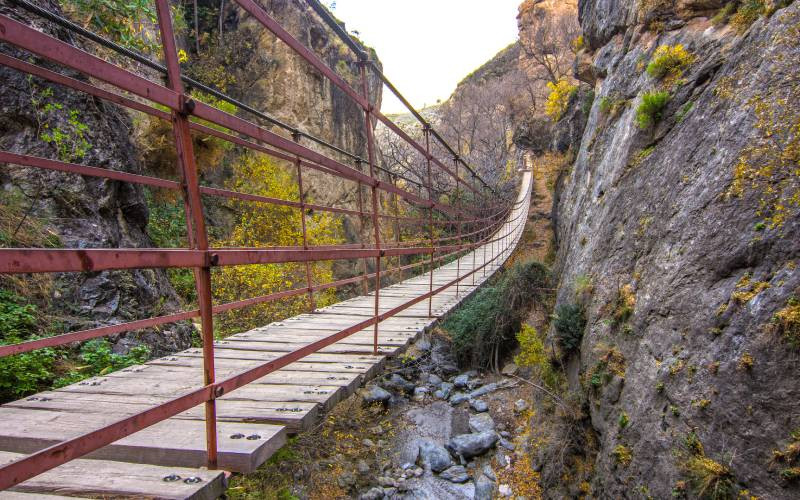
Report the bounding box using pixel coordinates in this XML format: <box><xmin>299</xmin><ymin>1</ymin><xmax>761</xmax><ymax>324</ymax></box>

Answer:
<box><xmin>326</xmin><ymin>0</ymin><xmax>522</xmax><ymax>114</ymax></box>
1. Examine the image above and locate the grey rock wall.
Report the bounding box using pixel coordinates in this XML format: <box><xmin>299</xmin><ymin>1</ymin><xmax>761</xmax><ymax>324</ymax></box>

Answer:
<box><xmin>0</xmin><ymin>0</ymin><xmax>193</xmax><ymax>355</ymax></box>
<box><xmin>553</xmin><ymin>1</ymin><xmax>800</xmax><ymax>497</ymax></box>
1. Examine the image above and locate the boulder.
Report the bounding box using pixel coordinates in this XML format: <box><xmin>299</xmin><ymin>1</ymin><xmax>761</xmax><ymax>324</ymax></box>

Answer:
<box><xmin>360</xmin><ymin>486</ymin><xmax>385</xmax><ymax>500</ymax></box>
<box><xmin>418</xmin><ymin>440</ymin><xmax>453</xmax><ymax>472</ymax></box>
<box><xmin>474</xmin><ymin>473</ymin><xmax>496</xmax><ymax>500</ymax></box>
<box><xmin>363</xmin><ymin>386</ymin><xmax>391</xmax><ymax>405</ymax></box>
<box><xmin>449</xmin><ymin>392</ymin><xmax>470</xmax><ymax>405</ymax></box>
<box><xmin>469</xmin><ymin>399</ymin><xmax>489</xmax><ymax>412</ymax></box>
<box><xmin>453</xmin><ymin>374</ymin><xmax>470</xmax><ymax>388</ymax></box>
<box><xmin>468</xmin><ymin>382</ymin><xmax>498</xmax><ymax>399</ymax></box>
<box><xmin>468</xmin><ymin>412</ymin><xmax>496</xmax><ymax>433</ymax></box>
<box><xmin>501</xmin><ymin>362</ymin><xmax>518</xmax><ymax>376</ymax></box>
<box><xmin>498</xmin><ymin>438</ymin><xmax>515</xmax><ymax>451</ymax></box>
<box><xmin>413</xmin><ymin>386</ymin><xmax>429</xmax><ymax>401</ymax></box>
<box><xmin>447</xmin><ymin>431</ymin><xmax>498</xmax><ymax>459</ymax></box>
<box><xmin>439</xmin><ymin>465</ymin><xmax>469</xmax><ymax>483</ymax></box>
<box><xmin>385</xmin><ymin>374</ymin><xmax>415</xmax><ymax>394</ymax></box>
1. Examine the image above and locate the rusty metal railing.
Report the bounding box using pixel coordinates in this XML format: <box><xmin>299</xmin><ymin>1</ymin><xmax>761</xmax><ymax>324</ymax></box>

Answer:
<box><xmin>0</xmin><ymin>0</ymin><xmax>525</xmax><ymax>488</ymax></box>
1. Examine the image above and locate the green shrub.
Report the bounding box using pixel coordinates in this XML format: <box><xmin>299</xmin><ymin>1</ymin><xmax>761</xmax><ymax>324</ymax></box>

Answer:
<box><xmin>646</xmin><ymin>44</ymin><xmax>694</xmax><ymax>80</ymax></box>
<box><xmin>144</xmin><ymin>191</ymin><xmax>197</xmax><ymax>303</ymax></box>
<box><xmin>545</xmin><ymin>78</ymin><xmax>578</xmax><ymax>122</ymax></box>
<box><xmin>54</xmin><ymin>339</ymin><xmax>150</xmax><ymax>387</ymax></box>
<box><xmin>677</xmin><ymin>101</ymin><xmax>694</xmax><ymax>122</ymax></box>
<box><xmin>553</xmin><ymin>303</ymin><xmax>586</xmax><ymax>355</ymax></box>
<box><xmin>599</xmin><ymin>96</ymin><xmax>614</xmax><ymax>114</ymax></box>
<box><xmin>444</xmin><ymin>260</ymin><xmax>552</xmax><ymax>368</ymax></box>
<box><xmin>636</xmin><ymin>91</ymin><xmax>670</xmax><ymax>129</ymax></box>
<box><xmin>730</xmin><ymin>0</ymin><xmax>766</xmax><ymax>33</ymax></box>
<box><xmin>619</xmin><ymin>412</ymin><xmax>630</xmax><ymax>429</ymax></box>
<box><xmin>0</xmin><ymin>289</ymin><xmax>152</xmax><ymax>400</ymax></box>
<box><xmin>62</xmin><ymin>0</ymin><xmax>162</xmax><ymax>54</ymax></box>
<box><xmin>613</xmin><ymin>444</ymin><xmax>632</xmax><ymax>466</ymax></box>
<box><xmin>0</xmin><ymin>290</ymin><xmax>56</xmax><ymax>401</ymax></box>
<box><xmin>514</xmin><ymin>324</ymin><xmax>560</xmax><ymax>389</ymax></box>
<box><xmin>711</xmin><ymin>2</ymin><xmax>738</xmax><ymax>26</ymax></box>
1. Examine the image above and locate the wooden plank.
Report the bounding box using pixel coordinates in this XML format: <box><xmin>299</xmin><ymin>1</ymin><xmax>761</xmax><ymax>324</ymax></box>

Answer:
<box><xmin>213</xmin><ymin>339</ymin><xmax>399</xmax><ymax>356</ymax></box>
<box><xmin>149</xmin><ymin>356</ymin><xmax>374</xmax><ymax>375</ymax></box>
<box><xmin>101</xmin><ymin>364</ymin><xmax>363</xmax><ymax>396</ymax></box>
<box><xmin>222</xmin><ymin>332</ymin><xmax>411</xmax><ymax>346</ymax></box>
<box><xmin>232</xmin><ymin>331</ymin><xmax>418</xmax><ymax>344</ymax></box>
<box><xmin>56</xmin><ymin>378</ymin><xmax>345</xmax><ymax>410</ymax></box>
<box><xmin>0</xmin><ymin>408</ymin><xmax>286</xmax><ymax>472</ymax></box>
<box><xmin>0</xmin><ymin>451</ymin><xmax>226</xmax><ymax>500</ymax></box>
<box><xmin>6</xmin><ymin>392</ymin><xmax>318</xmax><ymax>432</ymax></box>
<box><xmin>0</xmin><ymin>493</ymin><xmax>82</xmax><ymax>500</ymax></box>
<box><xmin>173</xmin><ymin>349</ymin><xmax>386</xmax><ymax>378</ymax></box>
<box><xmin>177</xmin><ymin>350</ymin><xmax>386</xmax><ymax>379</ymax></box>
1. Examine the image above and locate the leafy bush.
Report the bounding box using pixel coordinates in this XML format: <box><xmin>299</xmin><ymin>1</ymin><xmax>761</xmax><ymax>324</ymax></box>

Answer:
<box><xmin>730</xmin><ymin>0</ymin><xmax>766</xmax><ymax>33</ymax></box>
<box><xmin>54</xmin><ymin>339</ymin><xmax>149</xmax><ymax>387</ymax></box>
<box><xmin>553</xmin><ymin>303</ymin><xmax>586</xmax><ymax>355</ymax></box>
<box><xmin>677</xmin><ymin>101</ymin><xmax>694</xmax><ymax>122</ymax></box>
<box><xmin>613</xmin><ymin>444</ymin><xmax>632</xmax><ymax>467</ymax></box>
<box><xmin>618</xmin><ymin>412</ymin><xmax>630</xmax><ymax>429</ymax></box>
<box><xmin>212</xmin><ymin>154</ymin><xmax>343</xmax><ymax>336</ymax></box>
<box><xmin>0</xmin><ymin>290</ymin><xmax>57</xmax><ymax>401</ymax></box>
<box><xmin>711</xmin><ymin>2</ymin><xmax>739</xmax><ymax>27</ymax></box>
<box><xmin>678</xmin><ymin>432</ymin><xmax>737</xmax><ymax>499</ymax></box>
<box><xmin>772</xmin><ymin>297</ymin><xmax>800</xmax><ymax>349</ymax></box>
<box><xmin>646</xmin><ymin>44</ymin><xmax>694</xmax><ymax>80</ymax></box>
<box><xmin>599</xmin><ymin>95</ymin><xmax>627</xmax><ymax>120</ymax></box>
<box><xmin>612</xmin><ymin>284</ymin><xmax>636</xmax><ymax>324</ymax></box>
<box><xmin>514</xmin><ymin>324</ymin><xmax>559</xmax><ymax>389</ymax></box>
<box><xmin>62</xmin><ymin>0</ymin><xmax>162</xmax><ymax>54</ymax></box>
<box><xmin>444</xmin><ymin>260</ymin><xmax>552</xmax><ymax>369</ymax></box>
<box><xmin>684</xmin><ymin>455</ymin><xmax>735</xmax><ymax>499</ymax></box>
<box><xmin>1</xmin><ymin>287</ymin><xmax>153</xmax><ymax>399</ymax></box>
<box><xmin>636</xmin><ymin>91</ymin><xmax>670</xmax><ymax>129</ymax></box>
<box><xmin>30</xmin><ymin>82</ymin><xmax>90</xmax><ymax>162</ymax></box>
<box><xmin>587</xmin><ymin>344</ymin><xmax>626</xmax><ymax>389</ymax></box>
<box><xmin>545</xmin><ymin>78</ymin><xmax>578</xmax><ymax>122</ymax></box>
<box><xmin>144</xmin><ymin>191</ymin><xmax>197</xmax><ymax>303</ymax></box>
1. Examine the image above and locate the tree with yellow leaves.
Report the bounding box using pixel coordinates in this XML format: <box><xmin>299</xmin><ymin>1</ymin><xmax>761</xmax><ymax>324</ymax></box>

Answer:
<box><xmin>212</xmin><ymin>153</ymin><xmax>343</xmax><ymax>336</ymax></box>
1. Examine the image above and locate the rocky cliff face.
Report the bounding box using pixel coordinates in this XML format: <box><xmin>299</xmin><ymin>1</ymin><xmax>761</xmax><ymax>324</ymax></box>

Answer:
<box><xmin>548</xmin><ymin>0</ymin><xmax>800</xmax><ymax>497</ymax></box>
<box><xmin>207</xmin><ymin>0</ymin><xmax>382</xmax><ymax>207</ymax></box>
<box><xmin>0</xmin><ymin>0</ymin><xmax>380</xmax><ymax>354</ymax></box>
<box><xmin>0</xmin><ymin>0</ymin><xmax>193</xmax><ymax>355</ymax></box>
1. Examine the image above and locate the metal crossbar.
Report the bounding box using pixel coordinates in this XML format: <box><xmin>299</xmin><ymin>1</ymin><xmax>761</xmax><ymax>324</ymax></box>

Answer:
<box><xmin>0</xmin><ymin>0</ymin><xmax>525</xmax><ymax>489</ymax></box>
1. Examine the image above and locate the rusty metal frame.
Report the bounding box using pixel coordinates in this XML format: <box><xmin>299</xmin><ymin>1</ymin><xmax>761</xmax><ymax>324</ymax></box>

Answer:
<box><xmin>0</xmin><ymin>0</ymin><xmax>528</xmax><ymax>489</ymax></box>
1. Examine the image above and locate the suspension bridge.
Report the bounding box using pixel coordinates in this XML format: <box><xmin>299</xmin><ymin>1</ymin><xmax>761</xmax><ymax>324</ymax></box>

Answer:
<box><xmin>0</xmin><ymin>0</ymin><xmax>532</xmax><ymax>497</ymax></box>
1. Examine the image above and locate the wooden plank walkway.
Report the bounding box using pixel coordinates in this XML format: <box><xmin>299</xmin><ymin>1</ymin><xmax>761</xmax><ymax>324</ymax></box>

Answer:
<box><xmin>0</xmin><ymin>171</ymin><xmax>532</xmax><ymax>499</ymax></box>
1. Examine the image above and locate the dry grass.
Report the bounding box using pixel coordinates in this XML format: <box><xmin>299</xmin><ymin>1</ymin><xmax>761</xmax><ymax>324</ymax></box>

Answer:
<box><xmin>679</xmin><ymin>433</ymin><xmax>736</xmax><ymax>500</ymax></box>
<box><xmin>227</xmin><ymin>395</ymin><xmax>396</xmax><ymax>499</ymax></box>
<box><xmin>495</xmin><ymin>453</ymin><xmax>543</xmax><ymax>499</ymax></box>
<box><xmin>0</xmin><ymin>190</ymin><xmax>58</xmax><ymax>310</ymax></box>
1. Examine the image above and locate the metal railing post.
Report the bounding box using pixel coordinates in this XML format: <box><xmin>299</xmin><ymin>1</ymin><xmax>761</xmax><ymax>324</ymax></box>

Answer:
<box><xmin>391</xmin><ymin>173</ymin><xmax>402</xmax><ymax>277</ymax></box>
<box><xmin>355</xmin><ymin>160</ymin><xmax>369</xmax><ymax>295</ymax></box>
<box><xmin>471</xmin><ymin>172</ymin><xmax>477</xmax><ymax>285</ymax></box>
<box><xmin>153</xmin><ymin>0</ymin><xmax>217</xmax><ymax>469</ymax></box>
<box><xmin>359</xmin><ymin>61</ymin><xmax>381</xmax><ymax>354</ymax></box>
<box><xmin>293</xmin><ymin>136</ymin><xmax>315</xmax><ymax>313</ymax></box>
<box><xmin>454</xmin><ymin>157</ymin><xmax>461</xmax><ymax>298</ymax></box>
<box><xmin>424</xmin><ymin>126</ymin><xmax>435</xmax><ymax>317</ymax></box>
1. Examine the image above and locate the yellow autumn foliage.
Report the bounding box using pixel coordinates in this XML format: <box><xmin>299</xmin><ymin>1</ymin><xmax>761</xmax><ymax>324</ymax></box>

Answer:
<box><xmin>545</xmin><ymin>78</ymin><xmax>577</xmax><ymax>122</ymax></box>
<box><xmin>212</xmin><ymin>153</ymin><xmax>343</xmax><ymax>336</ymax></box>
